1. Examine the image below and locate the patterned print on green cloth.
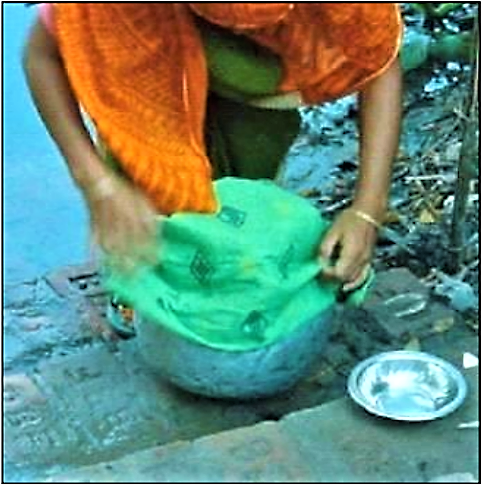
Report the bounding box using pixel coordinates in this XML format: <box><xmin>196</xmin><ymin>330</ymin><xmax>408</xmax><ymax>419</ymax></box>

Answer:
<box><xmin>104</xmin><ymin>178</ymin><xmax>351</xmax><ymax>352</ymax></box>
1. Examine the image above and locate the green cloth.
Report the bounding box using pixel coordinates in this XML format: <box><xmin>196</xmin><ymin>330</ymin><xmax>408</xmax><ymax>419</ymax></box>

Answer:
<box><xmin>200</xmin><ymin>16</ymin><xmax>300</xmax><ymax>180</ymax></box>
<box><xmin>101</xmin><ymin>21</ymin><xmax>344</xmax><ymax>352</ymax></box>
<box><xmin>205</xmin><ymin>94</ymin><xmax>300</xmax><ymax>180</ymax></box>
<box><xmin>104</xmin><ymin>178</ymin><xmax>340</xmax><ymax>351</ymax></box>
<box><xmin>196</xmin><ymin>16</ymin><xmax>283</xmax><ymax>101</ymax></box>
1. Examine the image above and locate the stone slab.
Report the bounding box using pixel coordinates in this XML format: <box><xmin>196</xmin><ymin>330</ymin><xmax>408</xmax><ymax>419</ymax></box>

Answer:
<box><xmin>357</xmin><ymin>268</ymin><xmax>456</xmax><ymax>342</ymax></box>
<box><xmin>281</xmin><ymin>367</ymin><xmax>479</xmax><ymax>483</ymax></box>
<box><xmin>48</xmin><ymin>366</ymin><xmax>479</xmax><ymax>483</ymax></box>
<box><xmin>3</xmin><ymin>266</ymin><xmax>479</xmax><ymax>482</ymax></box>
<box><xmin>3</xmin><ymin>372</ymin><xmax>88</xmax><ymax>473</ymax></box>
<box><xmin>3</xmin><ymin>277</ymin><xmax>101</xmax><ymax>370</ymax></box>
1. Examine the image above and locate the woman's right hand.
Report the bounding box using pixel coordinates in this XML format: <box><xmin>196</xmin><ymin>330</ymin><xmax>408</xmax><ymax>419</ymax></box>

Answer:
<box><xmin>23</xmin><ymin>18</ymin><xmax>159</xmax><ymax>271</ymax></box>
<box><xmin>83</xmin><ymin>174</ymin><xmax>160</xmax><ymax>271</ymax></box>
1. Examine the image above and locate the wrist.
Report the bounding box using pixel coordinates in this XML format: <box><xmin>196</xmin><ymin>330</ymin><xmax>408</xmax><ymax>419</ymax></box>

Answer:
<box><xmin>67</xmin><ymin>151</ymin><xmax>115</xmax><ymax>195</ymax></box>
<box><xmin>74</xmin><ymin>162</ymin><xmax>118</xmax><ymax>200</ymax></box>
<box><xmin>83</xmin><ymin>176</ymin><xmax>117</xmax><ymax>201</ymax></box>
<box><xmin>351</xmin><ymin>194</ymin><xmax>388</xmax><ymax>221</ymax></box>
<box><xmin>345</xmin><ymin>207</ymin><xmax>382</xmax><ymax>231</ymax></box>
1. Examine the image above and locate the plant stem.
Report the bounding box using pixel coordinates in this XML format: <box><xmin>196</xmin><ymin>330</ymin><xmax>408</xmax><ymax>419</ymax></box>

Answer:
<box><xmin>448</xmin><ymin>18</ymin><xmax>479</xmax><ymax>273</ymax></box>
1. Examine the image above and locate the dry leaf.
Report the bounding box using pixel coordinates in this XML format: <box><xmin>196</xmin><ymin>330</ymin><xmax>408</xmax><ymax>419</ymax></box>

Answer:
<box><xmin>433</xmin><ymin>317</ymin><xmax>455</xmax><ymax>333</ymax></box>
<box><xmin>465</xmin><ymin>318</ymin><xmax>479</xmax><ymax>332</ymax></box>
<box><xmin>299</xmin><ymin>188</ymin><xmax>321</xmax><ymax>198</ymax></box>
<box><xmin>404</xmin><ymin>336</ymin><xmax>421</xmax><ymax>351</ymax></box>
<box><xmin>418</xmin><ymin>208</ymin><xmax>440</xmax><ymax>224</ymax></box>
<box><xmin>383</xmin><ymin>210</ymin><xmax>401</xmax><ymax>225</ymax></box>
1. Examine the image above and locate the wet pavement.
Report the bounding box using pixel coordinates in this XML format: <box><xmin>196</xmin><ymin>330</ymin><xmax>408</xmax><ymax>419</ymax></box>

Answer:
<box><xmin>3</xmin><ymin>264</ymin><xmax>479</xmax><ymax>482</ymax></box>
<box><xmin>4</xmin><ymin>3</ymin><xmax>88</xmax><ymax>286</ymax></box>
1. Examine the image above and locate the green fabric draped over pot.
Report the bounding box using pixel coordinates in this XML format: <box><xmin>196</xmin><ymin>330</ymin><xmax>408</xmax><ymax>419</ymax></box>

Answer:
<box><xmin>102</xmin><ymin>20</ymin><xmax>372</xmax><ymax>351</ymax></box>
<box><xmin>104</xmin><ymin>178</ymin><xmax>341</xmax><ymax>351</ymax></box>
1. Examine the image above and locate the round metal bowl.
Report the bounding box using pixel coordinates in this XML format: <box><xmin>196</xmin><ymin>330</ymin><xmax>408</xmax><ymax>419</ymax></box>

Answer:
<box><xmin>347</xmin><ymin>351</ymin><xmax>467</xmax><ymax>421</ymax></box>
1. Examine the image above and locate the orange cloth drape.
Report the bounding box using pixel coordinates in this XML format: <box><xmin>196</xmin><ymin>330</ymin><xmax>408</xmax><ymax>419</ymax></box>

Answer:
<box><xmin>54</xmin><ymin>3</ymin><xmax>402</xmax><ymax>215</ymax></box>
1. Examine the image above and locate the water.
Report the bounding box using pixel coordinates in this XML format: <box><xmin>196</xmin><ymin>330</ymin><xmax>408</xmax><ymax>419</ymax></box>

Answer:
<box><xmin>3</xmin><ymin>3</ymin><xmax>88</xmax><ymax>286</ymax></box>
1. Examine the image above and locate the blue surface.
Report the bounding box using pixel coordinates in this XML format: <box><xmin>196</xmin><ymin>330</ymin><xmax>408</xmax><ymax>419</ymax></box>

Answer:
<box><xmin>3</xmin><ymin>4</ymin><xmax>88</xmax><ymax>285</ymax></box>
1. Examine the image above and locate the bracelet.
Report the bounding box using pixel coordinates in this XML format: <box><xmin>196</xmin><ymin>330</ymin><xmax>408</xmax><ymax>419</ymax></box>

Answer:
<box><xmin>348</xmin><ymin>208</ymin><xmax>382</xmax><ymax>230</ymax></box>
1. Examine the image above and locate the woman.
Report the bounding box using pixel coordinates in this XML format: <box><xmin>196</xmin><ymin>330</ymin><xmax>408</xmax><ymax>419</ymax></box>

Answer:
<box><xmin>23</xmin><ymin>4</ymin><xmax>402</xmax><ymax>336</ymax></box>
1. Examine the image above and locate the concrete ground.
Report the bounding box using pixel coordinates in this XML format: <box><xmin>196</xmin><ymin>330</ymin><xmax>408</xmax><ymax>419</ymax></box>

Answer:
<box><xmin>3</xmin><ymin>265</ymin><xmax>479</xmax><ymax>483</ymax></box>
<box><xmin>48</xmin><ymin>367</ymin><xmax>479</xmax><ymax>483</ymax></box>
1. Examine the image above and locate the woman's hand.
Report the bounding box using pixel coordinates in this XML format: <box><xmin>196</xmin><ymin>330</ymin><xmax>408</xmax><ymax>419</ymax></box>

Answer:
<box><xmin>84</xmin><ymin>174</ymin><xmax>159</xmax><ymax>271</ymax></box>
<box><xmin>319</xmin><ymin>58</ymin><xmax>402</xmax><ymax>291</ymax></box>
<box><xmin>319</xmin><ymin>207</ymin><xmax>378</xmax><ymax>291</ymax></box>
<box><xmin>23</xmin><ymin>19</ymin><xmax>159</xmax><ymax>272</ymax></box>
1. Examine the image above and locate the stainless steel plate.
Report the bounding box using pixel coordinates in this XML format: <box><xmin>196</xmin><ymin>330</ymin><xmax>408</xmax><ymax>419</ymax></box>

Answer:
<box><xmin>347</xmin><ymin>351</ymin><xmax>467</xmax><ymax>421</ymax></box>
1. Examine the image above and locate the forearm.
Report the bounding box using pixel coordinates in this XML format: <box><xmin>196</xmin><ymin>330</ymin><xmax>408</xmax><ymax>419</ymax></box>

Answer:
<box><xmin>353</xmin><ymin>58</ymin><xmax>403</xmax><ymax>220</ymax></box>
<box><xmin>23</xmin><ymin>20</ymin><xmax>109</xmax><ymax>191</ymax></box>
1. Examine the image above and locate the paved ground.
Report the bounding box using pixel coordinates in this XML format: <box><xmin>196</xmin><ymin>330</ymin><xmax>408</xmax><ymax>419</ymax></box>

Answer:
<box><xmin>3</xmin><ymin>265</ymin><xmax>479</xmax><ymax>483</ymax></box>
<box><xmin>48</xmin><ymin>366</ymin><xmax>479</xmax><ymax>483</ymax></box>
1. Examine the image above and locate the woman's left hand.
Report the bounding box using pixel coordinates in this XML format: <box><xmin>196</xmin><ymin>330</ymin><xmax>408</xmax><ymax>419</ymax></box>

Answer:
<box><xmin>318</xmin><ymin>59</ymin><xmax>401</xmax><ymax>291</ymax></box>
<box><xmin>319</xmin><ymin>207</ymin><xmax>378</xmax><ymax>291</ymax></box>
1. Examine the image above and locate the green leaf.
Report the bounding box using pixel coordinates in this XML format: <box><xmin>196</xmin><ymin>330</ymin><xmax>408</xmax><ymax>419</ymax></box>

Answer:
<box><xmin>401</xmin><ymin>31</ymin><xmax>432</xmax><ymax>71</ymax></box>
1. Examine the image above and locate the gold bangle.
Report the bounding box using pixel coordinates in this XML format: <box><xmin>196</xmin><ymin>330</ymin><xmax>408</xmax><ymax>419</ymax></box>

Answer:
<box><xmin>348</xmin><ymin>209</ymin><xmax>382</xmax><ymax>230</ymax></box>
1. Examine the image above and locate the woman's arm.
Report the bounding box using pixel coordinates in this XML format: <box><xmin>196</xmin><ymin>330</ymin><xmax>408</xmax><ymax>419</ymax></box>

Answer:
<box><xmin>320</xmin><ymin>58</ymin><xmax>402</xmax><ymax>288</ymax></box>
<box><xmin>23</xmin><ymin>19</ymin><xmax>158</xmax><ymax>266</ymax></box>
<box><xmin>23</xmin><ymin>19</ymin><xmax>106</xmax><ymax>190</ymax></box>
<box><xmin>354</xmin><ymin>57</ymin><xmax>403</xmax><ymax>220</ymax></box>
